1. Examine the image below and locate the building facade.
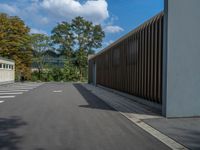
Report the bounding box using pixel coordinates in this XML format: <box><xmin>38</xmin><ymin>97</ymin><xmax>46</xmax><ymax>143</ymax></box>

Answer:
<box><xmin>0</xmin><ymin>57</ymin><xmax>15</xmax><ymax>84</ymax></box>
<box><xmin>88</xmin><ymin>0</ymin><xmax>200</xmax><ymax>117</ymax></box>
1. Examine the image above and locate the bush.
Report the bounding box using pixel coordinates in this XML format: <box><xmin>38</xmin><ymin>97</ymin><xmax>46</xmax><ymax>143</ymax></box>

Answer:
<box><xmin>50</xmin><ymin>67</ymin><xmax>63</xmax><ymax>81</ymax></box>
<box><xmin>63</xmin><ymin>60</ymin><xmax>80</xmax><ymax>81</ymax></box>
<box><xmin>31</xmin><ymin>61</ymin><xmax>88</xmax><ymax>82</ymax></box>
<box><xmin>31</xmin><ymin>71</ymin><xmax>39</xmax><ymax>82</ymax></box>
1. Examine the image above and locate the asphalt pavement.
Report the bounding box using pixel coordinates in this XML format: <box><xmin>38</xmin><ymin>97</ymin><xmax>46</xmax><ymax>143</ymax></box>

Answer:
<box><xmin>0</xmin><ymin>83</ymin><xmax>170</xmax><ymax>150</ymax></box>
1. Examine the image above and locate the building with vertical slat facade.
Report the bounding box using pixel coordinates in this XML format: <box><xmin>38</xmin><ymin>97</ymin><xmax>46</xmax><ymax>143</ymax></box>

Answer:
<box><xmin>89</xmin><ymin>12</ymin><xmax>164</xmax><ymax>106</ymax></box>
<box><xmin>89</xmin><ymin>0</ymin><xmax>200</xmax><ymax>117</ymax></box>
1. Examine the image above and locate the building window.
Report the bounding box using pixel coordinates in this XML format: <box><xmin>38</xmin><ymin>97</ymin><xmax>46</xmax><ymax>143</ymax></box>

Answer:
<box><xmin>0</xmin><ymin>63</ymin><xmax>14</xmax><ymax>70</ymax></box>
<box><xmin>9</xmin><ymin>65</ymin><xmax>13</xmax><ymax>70</ymax></box>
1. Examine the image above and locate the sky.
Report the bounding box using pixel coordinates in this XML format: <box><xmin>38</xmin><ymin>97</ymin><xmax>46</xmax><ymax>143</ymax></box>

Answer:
<box><xmin>0</xmin><ymin>0</ymin><xmax>164</xmax><ymax>52</ymax></box>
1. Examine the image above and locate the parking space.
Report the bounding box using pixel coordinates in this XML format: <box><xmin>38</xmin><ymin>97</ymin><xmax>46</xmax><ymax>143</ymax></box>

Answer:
<box><xmin>0</xmin><ymin>82</ymin><xmax>43</xmax><ymax>101</ymax></box>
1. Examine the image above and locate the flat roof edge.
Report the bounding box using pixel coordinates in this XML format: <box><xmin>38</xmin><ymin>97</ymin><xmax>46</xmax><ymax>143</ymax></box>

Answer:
<box><xmin>0</xmin><ymin>56</ymin><xmax>15</xmax><ymax>62</ymax></box>
<box><xmin>89</xmin><ymin>11</ymin><xmax>164</xmax><ymax>60</ymax></box>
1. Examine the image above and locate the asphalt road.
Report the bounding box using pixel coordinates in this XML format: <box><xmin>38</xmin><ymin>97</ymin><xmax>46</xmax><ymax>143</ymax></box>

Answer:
<box><xmin>0</xmin><ymin>83</ymin><xmax>170</xmax><ymax>150</ymax></box>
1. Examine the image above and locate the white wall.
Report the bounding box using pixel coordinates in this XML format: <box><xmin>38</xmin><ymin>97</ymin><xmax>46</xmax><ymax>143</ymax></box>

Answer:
<box><xmin>163</xmin><ymin>0</ymin><xmax>200</xmax><ymax>117</ymax></box>
<box><xmin>0</xmin><ymin>58</ymin><xmax>15</xmax><ymax>84</ymax></box>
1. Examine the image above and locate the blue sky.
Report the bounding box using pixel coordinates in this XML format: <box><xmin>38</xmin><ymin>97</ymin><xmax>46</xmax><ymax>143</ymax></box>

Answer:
<box><xmin>0</xmin><ymin>0</ymin><xmax>163</xmax><ymax>52</ymax></box>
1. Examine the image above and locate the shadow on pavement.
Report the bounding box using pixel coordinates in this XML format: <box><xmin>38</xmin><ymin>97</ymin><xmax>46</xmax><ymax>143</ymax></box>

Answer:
<box><xmin>73</xmin><ymin>83</ymin><xmax>116</xmax><ymax>111</ymax></box>
<box><xmin>0</xmin><ymin>116</ymin><xmax>27</xmax><ymax>150</ymax></box>
<box><xmin>73</xmin><ymin>83</ymin><xmax>161</xmax><ymax>117</ymax></box>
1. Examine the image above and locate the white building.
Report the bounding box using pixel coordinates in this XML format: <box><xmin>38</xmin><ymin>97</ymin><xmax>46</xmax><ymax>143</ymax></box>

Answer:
<box><xmin>0</xmin><ymin>56</ymin><xmax>15</xmax><ymax>84</ymax></box>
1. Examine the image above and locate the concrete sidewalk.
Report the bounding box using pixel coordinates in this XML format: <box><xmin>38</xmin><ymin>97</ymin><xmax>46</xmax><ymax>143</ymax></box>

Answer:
<box><xmin>144</xmin><ymin>118</ymin><xmax>200</xmax><ymax>150</ymax></box>
<box><xmin>82</xmin><ymin>84</ymin><xmax>200</xmax><ymax>150</ymax></box>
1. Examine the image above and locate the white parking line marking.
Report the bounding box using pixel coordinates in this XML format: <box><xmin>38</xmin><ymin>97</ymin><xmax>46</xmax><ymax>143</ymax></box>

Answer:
<box><xmin>6</xmin><ymin>87</ymin><xmax>35</xmax><ymax>89</ymax></box>
<box><xmin>0</xmin><ymin>92</ymin><xmax>23</xmax><ymax>95</ymax></box>
<box><xmin>0</xmin><ymin>90</ymin><xmax>29</xmax><ymax>92</ymax></box>
<box><xmin>0</xmin><ymin>101</ymin><xmax>4</xmax><ymax>103</ymax></box>
<box><xmin>0</xmin><ymin>96</ymin><xmax>15</xmax><ymax>98</ymax></box>
<box><xmin>0</xmin><ymin>87</ymin><xmax>34</xmax><ymax>90</ymax></box>
<box><xmin>0</xmin><ymin>83</ymin><xmax>43</xmax><ymax>99</ymax></box>
<box><xmin>53</xmin><ymin>90</ymin><xmax>63</xmax><ymax>93</ymax></box>
<box><xmin>10</xmin><ymin>86</ymin><xmax>37</xmax><ymax>88</ymax></box>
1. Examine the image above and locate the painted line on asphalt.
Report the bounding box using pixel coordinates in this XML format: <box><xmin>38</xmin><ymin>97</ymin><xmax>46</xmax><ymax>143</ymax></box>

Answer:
<box><xmin>0</xmin><ymin>88</ymin><xmax>34</xmax><ymax>91</ymax></box>
<box><xmin>0</xmin><ymin>96</ymin><xmax>15</xmax><ymax>98</ymax></box>
<box><xmin>0</xmin><ymin>90</ymin><xmax>29</xmax><ymax>92</ymax></box>
<box><xmin>7</xmin><ymin>87</ymin><xmax>35</xmax><ymax>89</ymax></box>
<box><xmin>53</xmin><ymin>90</ymin><xmax>63</xmax><ymax>93</ymax></box>
<box><xmin>0</xmin><ymin>101</ymin><xmax>4</xmax><ymax>103</ymax></box>
<box><xmin>10</xmin><ymin>86</ymin><xmax>38</xmax><ymax>88</ymax></box>
<box><xmin>0</xmin><ymin>92</ymin><xmax>23</xmax><ymax>95</ymax></box>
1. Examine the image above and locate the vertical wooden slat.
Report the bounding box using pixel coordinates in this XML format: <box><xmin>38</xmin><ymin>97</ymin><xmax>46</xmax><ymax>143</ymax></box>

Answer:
<box><xmin>147</xmin><ymin>23</ymin><xmax>151</xmax><ymax>100</ymax></box>
<box><xmin>143</xmin><ymin>25</ymin><xmax>149</xmax><ymax>98</ymax></box>
<box><xmin>129</xmin><ymin>37</ymin><xmax>133</xmax><ymax>94</ymax></box>
<box><xmin>136</xmin><ymin>31</ymin><xmax>139</xmax><ymax>96</ymax></box>
<box><xmin>126</xmin><ymin>40</ymin><xmax>129</xmax><ymax>93</ymax></box>
<box><xmin>160</xmin><ymin>16</ymin><xmax>163</xmax><ymax>104</ymax></box>
<box><xmin>141</xmin><ymin>28</ymin><xmax>145</xmax><ymax>98</ymax></box>
<box><xmin>139</xmin><ymin>29</ymin><xmax>142</xmax><ymax>96</ymax></box>
<box><xmin>150</xmin><ymin>21</ymin><xmax>155</xmax><ymax>102</ymax></box>
<box><xmin>134</xmin><ymin>34</ymin><xmax>137</xmax><ymax>95</ymax></box>
<box><xmin>132</xmin><ymin>35</ymin><xmax>135</xmax><ymax>94</ymax></box>
<box><xmin>154</xmin><ymin>19</ymin><xmax>158</xmax><ymax>102</ymax></box>
<box><xmin>158</xmin><ymin>17</ymin><xmax>162</xmax><ymax>103</ymax></box>
<box><xmin>88</xmin><ymin>13</ymin><xmax>164</xmax><ymax>104</ymax></box>
<box><xmin>121</xmin><ymin>43</ymin><xmax>124</xmax><ymax>92</ymax></box>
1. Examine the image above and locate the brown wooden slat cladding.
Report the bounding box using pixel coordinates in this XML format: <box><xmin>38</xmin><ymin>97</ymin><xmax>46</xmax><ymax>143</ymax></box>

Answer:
<box><xmin>88</xmin><ymin>12</ymin><xmax>164</xmax><ymax>104</ymax></box>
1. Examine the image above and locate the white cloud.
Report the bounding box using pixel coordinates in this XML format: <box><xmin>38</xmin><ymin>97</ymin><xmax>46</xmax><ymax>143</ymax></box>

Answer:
<box><xmin>0</xmin><ymin>0</ymin><xmax>123</xmax><ymax>37</ymax></box>
<box><xmin>40</xmin><ymin>17</ymin><xmax>49</xmax><ymax>25</ymax></box>
<box><xmin>104</xmin><ymin>25</ymin><xmax>124</xmax><ymax>34</ymax></box>
<box><xmin>41</xmin><ymin>0</ymin><xmax>109</xmax><ymax>23</ymax></box>
<box><xmin>30</xmin><ymin>28</ymin><xmax>47</xmax><ymax>35</ymax></box>
<box><xmin>0</xmin><ymin>3</ymin><xmax>18</xmax><ymax>14</ymax></box>
<box><xmin>104</xmin><ymin>40</ymin><xmax>114</xmax><ymax>46</ymax></box>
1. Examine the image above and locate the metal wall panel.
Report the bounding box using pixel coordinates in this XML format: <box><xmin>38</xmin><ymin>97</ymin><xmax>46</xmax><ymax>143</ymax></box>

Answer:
<box><xmin>89</xmin><ymin>12</ymin><xmax>164</xmax><ymax>104</ymax></box>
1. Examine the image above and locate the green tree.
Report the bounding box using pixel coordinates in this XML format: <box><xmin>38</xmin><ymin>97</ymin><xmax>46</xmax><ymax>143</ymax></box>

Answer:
<box><xmin>0</xmin><ymin>13</ymin><xmax>32</xmax><ymax>80</ymax></box>
<box><xmin>63</xmin><ymin>60</ymin><xmax>80</xmax><ymax>81</ymax></box>
<box><xmin>51</xmin><ymin>23</ymin><xmax>74</xmax><ymax>58</ymax></box>
<box><xmin>30</xmin><ymin>33</ymin><xmax>52</xmax><ymax>80</ymax></box>
<box><xmin>50</xmin><ymin>67</ymin><xmax>63</xmax><ymax>81</ymax></box>
<box><xmin>51</xmin><ymin>16</ymin><xmax>105</xmax><ymax>80</ymax></box>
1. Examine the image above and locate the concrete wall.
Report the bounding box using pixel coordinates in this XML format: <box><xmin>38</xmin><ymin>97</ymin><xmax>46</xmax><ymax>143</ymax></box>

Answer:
<box><xmin>163</xmin><ymin>0</ymin><xmax>200</xmax><ymax>117</ymax></box>
<box><xmin>0</xmin><ymin>57</ymin><xmax>15</xmax><ymax>84</ymax></box>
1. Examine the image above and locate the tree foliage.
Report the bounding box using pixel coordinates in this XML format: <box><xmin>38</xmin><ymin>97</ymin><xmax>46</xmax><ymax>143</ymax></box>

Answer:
<box><xmin>0</xmin><ymin>13</ymin><xmax>104</xmax><ymax>82</ymax></box>
<box><xmin>62</xmin><ymin>60</ymin><xmax>80</xmax><ymax>81</ymax></box>
<box><xmin>30</xmin><ymin>33</ymin><xmax>52</xmax><ymax>80</ymax></box>
<box><xmin>51</xmin><ymin>17</ymin><xmax>105</xmax><ymax>80</ymax></box>
<box><xmin>51</xmin><ymin>23</ymin><xmax>74</xmax><ymax>57</ymax></box>
<box><xmin>0</xmin><ymin>13</ymin><xmax>32</xmax><ymax>80</ymax></box>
